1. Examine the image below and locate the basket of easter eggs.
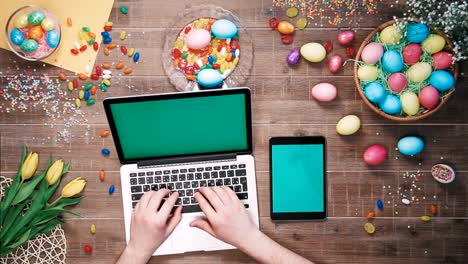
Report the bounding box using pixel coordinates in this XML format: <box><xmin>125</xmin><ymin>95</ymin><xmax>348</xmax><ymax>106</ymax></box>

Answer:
<box><xmin>354</xmin><ymin>20</ymin><xmax>459</xmax><ymax>121</ymax></box>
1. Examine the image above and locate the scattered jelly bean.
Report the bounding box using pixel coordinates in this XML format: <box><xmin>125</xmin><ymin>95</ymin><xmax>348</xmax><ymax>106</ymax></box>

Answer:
<box><xmin>95</xmin><ymin>66</ymin><xmax>102</xmax><ymax>76</ymax></box>
<box><xmin>103</xmin><ymin>69</ymin><xmax>112</xmax><ymax>75</ymax></box>
<box><xmin>99</xmin><ymin>170</ymin><xmax>105</xmax><ymax>181</ymax></box>
<box><xmin>120</xmin><ymin>5</ymin><xmax>128</xmax><ymax>14</ymax></box>
<box><xmin>421</xmin><ymin>215</ymin><xmax>431</xmax><ymax>222</ymax></box>
<box><xmin>103</xmin><ymin>25</ymin><xmax>113</xmax><ymax>31</ymax></box>
<box><xmin>212</xmin><ymin>63</ymin><xmax>220</xmax><ymax>69</ymax></box>
<box><xmin>90</xmin><ymin>224</ymin><xmax>96</xmax><ymax>234</ymax></box>
<box><xmin>90</xmin><ymin>86</ymin><xmax>97</xmax><ymax>95</ymax></box>
<box><xmin>84</xmin><ymin>245</ymin><xmax>93</xmax><ymax>254</ymax></box>
<box><xmin>323</xmin><ymin>41</ymin><xmax>333</xmax><ymax>54</ymax></box>
<box><xmin>269</xmin><ymin>17</ymin><xmax>279</xmax><ymax>29</ymax></box>
<box><xmin>88</xmin><ymin>38</ymin><xmax>95</xmax><ymax>45</ymax></box>
<box><xmin>120</xmin><ymin>30</ymin><xmax>127</xmax><ymax>40</ymax></box>
<box><xmin>93</xmin><ymin>42</ymin><xmax>99</xmax><ymax>51</ymax></box>
<box><xmin>103</xmin><ymin>37</ymin><xmax>112</xmax><ymax>44</ymax></box>
<box><xmin>109</xmin><ymin>184</ymin><xmax>115</xmax><ymax>194</ymax></box>
<box><xmin>366</xmin><ymin>211</ymin><xmax>375</xmax><ymax>220</ymax></box>
<box><xmin>72</xmin><ymin>79</ymin><xmax>78</xmax><ymax>89</ymax></box>
<box><xmin>127</xmin><ymin>48</ymin><xmax>135</xmax><ymax>57</ymax></box>
<box><xmin>121</xmin><ymin>45</ymin><xmax>128</xmax><ymax>55</ymax></box>
<box><xmin>84</xmin><ymin>83</ymin><xmax>93</xmax><ymax>90</ymax></box>
<box><xmin>102</xmin><ymin>79</ymin><xmax>111</xmax><ymax>86</ymax></box>
<box><xmin>123</xmin><ymin>67</ymin><xmax>133</xmax><ymax>74</ymax></box>
<box><xmin>104</xmin><ymin>47</ymin><xmax>110</xmax><ymax>56</ymax></box>
<box><xmin>88</xmin><ymin>32</ymin><xmax>96</xmax><ymax>38</ymax></box>
<box><xmin>71</xmin><ymin>48</ymin><xmax>79</xmax><ymax>55</ymax></box>
<box><xmin>107</xmin><ymin>43</ymin><xmax>117</xmax><ymax>49</ymax></box>
<box><xmin>79</xmin><ymin>45</ymin><xmax>87</xmax><ymax>52</ymax></box>
<box><xmin>100</xmin><ymin>83</ymin><xmax>108</xmax><ymax>92</ymax></box>
<box><xmin>115</xmin><ymin>61</ymin><xmax>124</xmax><ymax>69</ymax></box>
<box><xmin>67</xmin><ymin>17</ymin><xmax>72</xmax><ymax>27</ymax></box>
<box><xmin>377</xmin><ymin>199</ymin><xmax>384</xmax><ymax>210</ymax></box>
<box><xmin>105</xmin><ymin>21</ymin><xmax>113</xmax><ymax>26</ymax></box>
<box><xmin>84</xmin><ymin>91</ymin><xmax>90</xmax><ymax>100</ymax></box>
<box><xmin>82</xmin><ymin>26</ymin><xmax>90</xmax><ymax>32</ymax></box>
<box><xmin>102</xmin><ymin>62</ymin><xmax>111</xmax><ymax>69</ymax></box>
<box><xmin>430</xmin><ymin>204</ymin><xmax>438</xmax><ymax>215</ymax></box>
<box><xmin>68</xmin><ymin>81</ymin><xmax>74</xmax><ymax>91</ymax></box>
<box><xmin>101</xmin><ymin>31</ymin><xmax>110</xmax><ymax>38</ymax></box>
<box><xmin>75</xmin><ymin>98</ymin><xmax>81</xmax><ymax>108</ymax></box>
<box><xmin>90</xmin><ymin>73</ymin><xmax>98</xmax><ymax>80</ymax></box>
<box><xmin>100</xmin><ymin>130</ymin><xmax>110</xmax><ymax>137</ymax></box>
<box><xmin>102</xmin><ymin>74</ymin><xmax>111</xmax><ymax>79</ymax></box>
<box><xmin>230</xmin><ymin>39</ymin><xmax>240</xmax><ymax>50</ymax></box>
<box><xmin>231</xmin><ymin>50</ymin><xmax>236</xmax><ymax>58</ymax></box>
<box><xmin>87</xmin><ymin>99</ymin><xmax>96</xmax><ymax>105</ymax></box>
<box><xmin>78</xmin><ymin>73</ymin><xmax>87</xmax><ymax>80</ymax></box>
<box><xmin>58</xmin><ymin>72</ymin><xmax>67</xmax><ymax>81</ymax></box>
<box><xmin>364</xmin><ymin>223</ymin><xmax>375</xmax><ymax>234</ymax></box>
<box><xmin>78</xmin><ymin>90</ymin><xmax>84</xmax><ymax>99</ymax></box>
<box><xmin>402</xmin><ymin>198</ymin><xmax>411</xmax><ymax>205</ymax></box>
<box><xmin>133</xmin><ymin>52</ymin><xmax>140</xmax><ymax>62</ymax></box>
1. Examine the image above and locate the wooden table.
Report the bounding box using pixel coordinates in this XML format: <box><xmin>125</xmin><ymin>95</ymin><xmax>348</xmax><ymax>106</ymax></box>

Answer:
<box><xmin>1</xmin><ymin>0</ymin><xmax>467</xmax><ymax>263</ymax></box>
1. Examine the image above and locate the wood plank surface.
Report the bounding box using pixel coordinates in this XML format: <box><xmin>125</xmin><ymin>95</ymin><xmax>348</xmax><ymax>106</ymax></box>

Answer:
<box><xmin>1</xmin><ymin>0</ymin><xmax>467</xmax><ymax>263</ymax></box>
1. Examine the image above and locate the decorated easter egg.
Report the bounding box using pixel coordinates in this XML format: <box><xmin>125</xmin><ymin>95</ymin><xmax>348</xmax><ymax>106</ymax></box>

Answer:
<box><xmin>357</xmin><ymin>65</ymin><xmax>379</xmax><ymax>81</ymax></box>
<box><xmin>47</xmin><ymin>30</ymin><xmax>60</xmax><ymax>48</ymax></box>
<box><xmin>401</xmin><ymin>92</ymin><xmax>420</xmax><ymax>116</ymax></box>
<box><xmin>382</xmin><ymin>50</ymin><xmax>403</xmax><ymax>73</ymax></box>
<box><xmin>402</xmin><ymin>44</ymin><xmax>422</xmax><ymax>65</ymax></box>
<box><xmin>380</xmin><ymin>25</ymin><xmax>402</xmax><ymax>45</ymax></box>
<box><xmin>40</xmin><ymin>17</ymin><xmax>55</xmax><ymax>31</ymax></box>
<box><xmin>337</xmin><ymin>30</ymin><xmax>355</xmax><ymax>45</ymax></box>
<box><xmin>419</xmin><ymin>85</ymin><xmax>440</xmax><ymax>110</ymax></box>
<box><xmin>421</xmin><ymin>34</ymin><xmax>445</xmax><ymax>54</ymax></box>
<box><xmin>311</xmin><ymin>83</ymin><xmax>337</xmax><ymax>102</ymax></box>
<box><xmin>364</xmin><ymin>82</ymin><xmax>386</xmax><ymax>104</ymax></box>
<box><xmin>397</xmin><ymin>136</ymin><xmax>424</xmax><ymax>156</ymax></box>
<box><xmin>28</xmin><ymin>11</ymin><xmax>45</xmax><ymax>25</ymax></box>
<box><xmin>379</xmin><ymin>94</ymin><xmax>402</xmax><ymax>115</ymax></box>
<box><xmin>406</xmin><ymin>23</ymin><xmax>430</xmax><ymax>43</ymax></box>
<box><xmin>14</xmin><ymin>14</ymin><xmax>29</xmax><ymax>28</ymax></box>
<box><xmin>196</xmin><ymin>69</ymin><xmax>223</xmax><ymax>88</ymax></box>
<box><xmin>277</xmin><ymin>21</ymin><xmax>295</xmax><ymax>35</ymax></box>
<box><xmin>20</xmin><ymin>39</ymin><xmax>38</xmax><ymax>52</ymax></box>
<box><xmin>336</xmin><ymin>115</ymin><xmax>361</xmax><ymax>136</ymax></box>
<box><xmin>328</xmin><ymin>55</ymin><xmax>343</xmax><ymax>73</ymax></box>
<box><xmin>407</xmin><ymin>62</ymin><xmax>432</xmax><ymax>83</ymax></box>
<box><xmin>429</xmin><ymin>70</ymin><xmax>455</xmax><ymax>92</ymax></box>
<box><xmin>361</xmin><ymin>42</ymin><xmax>384</xmax><ymax>64</ymax></box>
<box><xmin>211</xmin><ymin>19</ymin><xmax>238</xmax><ymax>39</ymax></box>
<box><xmin>432</xmin><ymin>51</ymin><xmax>453</xmax><ymax>70</ymax></box>
<box><xmin>28</xmin><ymin>25</ymin><xmax>44</xmax><ymax>41</ymax></box>
<box><xmin>10</xmin><ymin>28</ymin><xmax>25</xmax><ymax>46</ymax></box>
<box><xmin>387</xmin><ymin>73</ymin><xmax>407</xmax><ymax>93</ymax></box>
<box><xmin>300</xmin><ymin>42</ymin><xmax>326</xmax><ymax>62</ymax></box>
<box><xmin>363</xmin><ymin>144</ymin><xmax>387</xmax><ymax>166</ymax></box>
<box><xmin>287</xmin><ymin>48</ymin><xmax>300</xmax><ymax>65</ymax></box>
<box><xmin>186</xmin><ymin>29</ymin><xmax>211</xmax><ymax>50</ymax></box>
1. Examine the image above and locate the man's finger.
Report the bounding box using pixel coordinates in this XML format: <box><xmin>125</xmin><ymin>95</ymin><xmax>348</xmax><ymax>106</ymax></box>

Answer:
<box><xmin>157</xmin><ymin>192</ymin><xmax>179</xmax><ymax>218</ymax></box>
<box><xmin>165</xmin><ymin>206</ymin><xmax>183</xmax><ymax>236</ymax></box>
<box><xmin>190</xmin><ymin>218</ymin><xmax>215</xmax><ymax>237</ymax></box>
<box><xmin>147</xmin><ymin>189</ymin><xmax>171</xmax><ymax>212</ymax></box>
<box><xmin>199</xmin><ymin>187</ymin><xmax>223</xmax><ymax>211</ymax></box>
<box><xmin>194</xmin><ymin>191</ymin><xmax>216</xmax><ymax>219</ymax></box>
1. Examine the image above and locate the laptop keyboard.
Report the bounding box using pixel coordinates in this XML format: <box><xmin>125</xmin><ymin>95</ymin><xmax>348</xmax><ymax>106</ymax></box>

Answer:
<box><xmin>129</xmin><ymin>163</ymin><xmax>249</xmax><ymax>213</ymax></box>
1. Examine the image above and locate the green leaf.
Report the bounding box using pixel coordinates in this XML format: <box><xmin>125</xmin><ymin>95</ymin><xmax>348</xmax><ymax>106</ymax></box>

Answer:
<box><xmin>54</xmin><ymin>196</ymin><xmax>83</xmax><ymax>209</ymax></box>
<box><xmin>0</xmin><ymin>201</ymin><xmax>28</xmax><ymax>240</ymax></box>
<box><xmin>32</xmin><ymin>207</ymin><xmax>79</xmax><ymax>226</ymax></box>
<box><xmin>10</xmin><ymin>158</ymin><xmax>52</xmax><ymax>206</ymax></box>
<box><xmin>6</xmin><ymin>228</ymin><xmax>31</xmax><ymax>250</ymax></box>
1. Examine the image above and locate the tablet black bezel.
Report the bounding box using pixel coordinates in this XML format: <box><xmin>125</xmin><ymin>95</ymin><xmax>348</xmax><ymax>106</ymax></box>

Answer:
<box><xmin>269</xmin><ymin>136</ymin><xmax>327</xmax><ymax>220</ymax></box>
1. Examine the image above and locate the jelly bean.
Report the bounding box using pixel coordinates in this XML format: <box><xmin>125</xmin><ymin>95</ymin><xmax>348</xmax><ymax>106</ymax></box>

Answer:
<box><xmin>71</xmin><ymin>48</ymin><xmax>79</xmax><ymax>55</ymax></box>
<box><xmin>107</xmin><ymin>43</ymin><xmax>117</xmax><ymax>49</ymax></box>
<box><xmin>103</xmin><ymin>69</ymin><xmax>112</xmax><ymax>75</ymax></box>
<box><xmin>90</xmin><ymin>73</ymin><xmax>99</xmax><ymax>80</ymax></box>
<box><xmin>430</xmin><ymin>204</ymin><xmax>438</xmax><ymax>215</ymax></box>
<box><xmin>181</xmin><ymin>52</ymin><xmax>188</xmax><ymax>59</ymax></box>
<box><xmin>105</xmin><ymin>21</ymin><xmax>113</xmax><ymax>26</ymax></box>
<box><xmin>286</xmin><ymin>7</ymin><xmax>299</xmax><ymax>18</ymax></box>
<box><xmin>184</xmin><ymin>26</ymin><xmax>192</xmax><ymax>34</ymax></box>
<box><xmin>178</xmin><ymin>59</ymin><xmax>187</xmax><ymax>69</ymax></box>
<box><xmin>109</xmin><ymin>184</ymin><xmax>115</xmax><ymax>194</ymax></box>
<box><xmin>366</xmin><ymin>211</ymin><xmax>375</xmax><ymax>220</ymax></box>
<box><xmin>84</xmin><ymin>83</ymin><xmax>93</xmax><ymax>90</ymax></box>
<box><xmin>58</xmin><ymin>72</ymin><xmax>67</xmax><ymax>81</ymax></box>
<box><xmin>120</xmin><ymin>30</ymin><xmax>127</xmax><ymax>40</ymax></box>
<box><xmin>104</xmin><ymin>47</ymin><xmax>110</xmax><ymax>56</ymax></box>
<box><xmin>323</xmin><ymin>41</ymin><xmax>333</xmax><ymax>54</ymax></box>
<box><xmin>102</xmin><ymin>62</ymin><xmax>111</xmax><ymax>69</ymax></box>
<box><xmin>103</xmin><ymin>79</ymin><xmax>111</xmax><ymax>86</ymax></box>
<box><xmin>104</xmin><ymin>25</ymin><xmax>113</xmax><ymax>32</ymax></box>
<box><xmin>172</xmin><ymin>49</ymin><xmax>182</xmax><ymax>59</ymax></box>
<box><xmin>102</xmin><ymin>74</ymin><xmax>111</xmax><ymax>79</ymax></box>
<box><xmin>231</xmin><ymin>50</ymin><xmax>236</xmax><ymax>58</ymax></box>
<box><xmin>185</xmin><ymin>65</ymin><xmax>195</xmax><ymax>75</ymax></box>
<box><xmin>103</xmin><ymin>37</ymin><xmax>112</xmax><ymax>44</ymax></box>
<box><xmin>364</xmin><ymin>223</ymin><xmax>375</xmax><ymax>234</ymax></box>
<box><xmin>186</xmin><ymin>74</ymin><xmax>195</xmax><ymax>81</ymax></box>
<box><xmin>230</xmin><ymin>39</ymin><xmax>240</xmax><ymax>50</ymax></box>
<box><xmin>72</xmin><ymin>79</ymin><xmax>78</xmax><ymax>89</ymax></box>
<box><xmin>345</xmin><ymin>46</ymin><xmax>356</xmax><ymax>58</ymax></box>
<box><xmin>133</xmin><ymin>52</ymin><xmax>140</xmax><ymax>62</ymax></box>
<box><xmin>84</xmin><ymin>91</ymin><xmax>90</xmax><ymax>100</ymax></box>
<box><xmin>207</xmin><ymin>55</ymin><xmax>214</xmax><ymax>64</ymax></box>
<box><xmin>99</xmin><ymin>170</ymin><xmax>105</xmax><ymax>181</ymax></box>
<box><xmin>100</xmin><ymin>84</ymin><xmax>108</xmax><ymax>92</ymax></box>
<box><xmin>127</xmin><ymin>47</ymin><xmax>135</xmax><ymax>57</ymax></box>
<box><xmin>78</xmin><ymin>90</ymin><xmax>84</xmax><ymax>99</ymax></box>
<box><xmin>79</xmin><ymin>45</ymin><xmax>87</xmax><ymax>52</ymax></box>
<box><xmin>193</xmin><ymin>63</ymin><xmax>200</xmax><ymax>70</ymax></box>
<box><xmin>421</xmin><ymin>215</ymin><xmax>431</xmax><ymax>222</ymax></box>
<box><xmin>100</xmin><ymin>130</ymin><xmax>110</xmax><ymax>137</ymax></box>
<box><xmin>120</xmin><ymin>45</ymin><xmax>128</xmax><ymax>55</ymax></box>
<box><xmin>78</xmin><ymin>73</ymin><xmax>86</xmax><ymax>80</ymax></box>
<box><xmin>101</xmin><ymin>31</ymin><xmax>110</xmax><ymax>38</ymax></box>
<box><xmin>377</xmin><ymin>199</ymin><xmax>384</xmax><ymax>210</ymax></box>
<box><xmin>93</xmin><ymin>42</ymin><xmax>99</xmax><ymax>51</ymax></box>
<box><xmin>123</xmin><ymin>67</ymin><xmax>133</xmax><ymax>74</ymax></box>
<box><xmin>75</xmin><ymin>98</ymin><xmax>81</xmax><ymax>108</ymax></box>
<box><xmin>212</xmin><ymin>63</ymin><xmax>220</xmax><ymax>69</ymax></box>
<box><xmin>120</xmin><ymin>5</ymin><xmax>128</xmax><ymax>14</ymax></box>
<box><xmin>67</xmin><ymin>17</ymin><xmax>72</xmax><ymax>26</ymax></box>
<box><xmin>115</xmin><ymin>62</ymin><xmax>124</xmax><ymax>69</ymax></box>
<box><xmin>269</xmin><ymin>17</ymin><xmax>279</xmax><ymax>29</ymax></box>
<box><xmin>84</xmin><ymin>245</ymin><xmax>93</xmax><ymax>254</ymax></box>
<box><xmin>90</xmin><ymin>224</ymin><xmax>96</xmax><ymax>234</ymax></box>
<box><xmin>88</xmin><ymin>32</ymin><xmax>96</xmax><ymax>39</ymax></box>
<box><xmin>82</xmin><ymin>26</ymin><xmax>90</xmax><ymax>32</ymax></box>
<box><xmin>95</xmin><ymin>66</ymin><xmax>103</xmax><ymax>75</ymax></box>
<box><xmin>88</xmin><ymin>38</ymin><xmax>95</xmax><ymax>45</ymax></box>
<box><xmin>90</xmin><ymin>85</ymin><xmax>97</xmax><ymax>95</ymax></box>
<box><xmin>87</xmin><ymin>99</ymin><xmax>96</xmax><ymax>105</ymax></box>
<box><xmin>68</xmin><ymin>81</ymin><xmax>74</xmax><ymax>91</ymax></box>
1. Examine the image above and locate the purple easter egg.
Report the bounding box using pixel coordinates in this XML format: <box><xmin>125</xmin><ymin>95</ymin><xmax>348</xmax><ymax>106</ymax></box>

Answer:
<box><xmin>287</xmin><ymin>48</ymin><xmax>300</xmax><ymax>65</ymax></box>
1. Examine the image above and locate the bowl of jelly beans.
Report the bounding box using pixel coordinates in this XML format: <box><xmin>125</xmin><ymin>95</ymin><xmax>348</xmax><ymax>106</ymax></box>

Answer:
<box><xmin>5</xmin><ymin>5</ymin><xmax>61</xmax><ymax>61</ymax></box>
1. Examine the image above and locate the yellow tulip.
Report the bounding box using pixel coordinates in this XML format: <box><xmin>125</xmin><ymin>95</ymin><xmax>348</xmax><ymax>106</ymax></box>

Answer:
<box><xmin>21</xmin><ymin>152</ymin><xmax>39</xmax><ymax>180</ymax></box>
<box><xmin>61</xmin><ymin>177</ymin><xmax>86</xmax><ymax>198</ymax></box>
<box><xmin>45</xmin><ymin>160</ymin><xmax>64</xmax><ymax>185</ymax></box>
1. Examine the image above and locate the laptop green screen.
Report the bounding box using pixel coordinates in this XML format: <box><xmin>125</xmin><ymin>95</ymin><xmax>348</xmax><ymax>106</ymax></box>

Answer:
<box><xmin>109</xmin><ymin>94</ymin><xmax>248</xmax><ymax>159</ymax></box>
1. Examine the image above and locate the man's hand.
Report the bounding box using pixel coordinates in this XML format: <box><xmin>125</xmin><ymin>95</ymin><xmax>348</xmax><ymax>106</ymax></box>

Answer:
<box><xmin>190</xmin><ymin>186</ymin><xmax>259</xmax><ymax>248</ymax></box>
<box><xmin>117</xmin><ymin>189</ymin><xmax>182</xmax><ymax>264</ymax></box>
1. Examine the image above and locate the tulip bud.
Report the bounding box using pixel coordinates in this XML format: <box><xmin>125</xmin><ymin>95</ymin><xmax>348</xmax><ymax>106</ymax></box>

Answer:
<box><xmin>45</xmin><ymin>160</ymin><xmax>64</xmax><ymax>185</ymax></box>
<box><xmin>21</xmin><ymin>152</ymin><xmax>39</xmax><ymax>180</ymax></box>
<box><xmin>61</xmin><ymin>177</ymin><xmax>86</xmax><ymax>198</ymax></box>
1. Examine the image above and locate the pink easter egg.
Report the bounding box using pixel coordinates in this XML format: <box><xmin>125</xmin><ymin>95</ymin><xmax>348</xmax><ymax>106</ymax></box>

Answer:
<box><xmin>361</xmin><ymin>42</ymin><xmax>384</xmax><ymax>64</ymax></box>
<box><xmin>186</xmin><ymin>29</ymin><xmax>211</xmax><ymax>50</ymax></box>
<box><xmin>311</xmin><ymin>83</ymin><xmax>337</xmax><ymax>102</ymax></box>
<box><xmin>363</xmin><ymin>144</ymin><xmax>387</xmax><ymax>166</ymax></box>
<box><xmin>419</xmin><ymin>85</ymin><xmax>440</xmax><ymax>110</ymax></box>
<box><xmin>328</xmin><ymin>55</ymin><xmax>343</xmax><ymax>73</ymax></box>
<box><xmin>402</xmin><ymin>44</ymin><xmax>422</xmax><ymax>65</ymax></box>
<box><xmin>387</xmin><ymin>73</ymin><xmax>407</xmax><ymax>93</ymax></box>
<box><xmin>337</xmin><ymin>30</ymin><xmax>355</xmax><ymax>45</ymax></box>
<box><xmin>432</xmin><ymin>51</ymin><xmax>453</xmax><ymax>70</ymax></box>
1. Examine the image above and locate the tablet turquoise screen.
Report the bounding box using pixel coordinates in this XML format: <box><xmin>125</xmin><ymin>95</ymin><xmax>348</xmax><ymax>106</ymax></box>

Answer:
<box><xmin>272</xmin><ymin>144</ymin><xmax>324</xmax><ymax>213</ymax></box>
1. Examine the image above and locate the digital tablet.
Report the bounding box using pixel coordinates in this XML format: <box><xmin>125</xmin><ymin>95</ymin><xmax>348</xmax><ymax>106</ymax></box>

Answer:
<box><xmin>270</xmin><ymin>136</ymin><xmax>327</xmax><ymax>220</ymax></box>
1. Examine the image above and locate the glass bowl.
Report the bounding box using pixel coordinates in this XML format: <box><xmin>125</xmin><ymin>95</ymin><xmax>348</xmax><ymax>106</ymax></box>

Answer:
<box><xmin>5</xmin><ymin>5</ymin><xmax>61</xmax><ymax>61</ymax></box>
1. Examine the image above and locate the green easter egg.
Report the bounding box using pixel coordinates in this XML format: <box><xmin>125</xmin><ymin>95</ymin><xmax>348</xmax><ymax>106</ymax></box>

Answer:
<box><xmin>28</xmin><ymin>11</ymin><xmax>45</xmax><ymax>25</ymax></box>
<box><xmin>20</xmin><ymin>39</ymin><xmax>38</xmax><ymax>52</ymax></box>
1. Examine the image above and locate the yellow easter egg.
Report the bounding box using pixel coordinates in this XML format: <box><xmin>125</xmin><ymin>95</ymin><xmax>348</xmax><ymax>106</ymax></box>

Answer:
<box><xmin>407</xmin><ymin>62</ymin><xmax>432</xmax><ymax>83</ymax></box>
<box><xmin>300</xmin><ymin>42</ymin><xmax>326</xmax><ymax>62</ymax></box>
<box><xmin>358</xmin><ymin>65</ymin><xmax>379</xmax><ymax>81</ymax></box>
<box><xmin>401</xmin><ymin>92</ymin><xmax>420</xmax><ymax>116</ymax></box>
<box><xmin>14</xmin><ymin>14</ymin><xmax>29</xmax><ymax>28</ymax></box>
<box><xmin>421</xmin><ymin>34</ymin><xmax>445</xmax><ymax>54</ymax></box>
<box><xmin>40</xmin><ymin>17</ymin><xmax>55</xmax><ymax>31</ymax></box>
<box><xmin>336</xmin><ymin>115</ymin><xmax>361</xmax><ymax>136</ymax></box>
<box><xmin>380</xmin><ymin>25</ymin><xmax>402</xmax><ymax>45</ymax></box>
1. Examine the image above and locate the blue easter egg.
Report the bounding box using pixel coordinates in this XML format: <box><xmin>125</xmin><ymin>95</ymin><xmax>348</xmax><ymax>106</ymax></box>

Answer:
<box><xmin>101</xmin><ymin>148</ymin><xmax>111</xmax><ymax>155</ymax></box>
<box><xmin>196</xmin><ymin>69</ymin><xmax>223</xmax><ymax>88</ymax></box>
<box><xmin>109</xmin><ymin>184</ymin><xmax>115</xmax><ymax>194</ymax></box>
<box><xmin>364</xmin><ymin>82</ymin><xmax>386</xmax><ymax>104</ymax></box>
<box><xmin>211</xmin><ymin>19</ymin><xmax>238</xmax><ymax>39</ymax></box>
<box><xmin>382</xmin><ymin>50</ymin><xmax>403</xmax><ymax>73</ymax></box>
<box><xmin>377</xmin><ymin>199</ymin><xmax>384</xmax><ymax>210</ymax></box>
<box><xmin>133</xmin><ymin>52</ymin><xmax>140</xmax><ymax>62</ymax></box>
<box><xmin>406</xmin><ymin>23</ymin><xmax>430</xmax><ymax>43</ymax></box>
<box><xmin>46</xmin><ymin>30</ymin><xmax>60</xmax><ymax>48</ymax></box>
<box><xmin>397</xmin><ymin>136</ymin><xmax>425</xmax><ymax>156</ymax></box>
<box><xmin>429</xmin><ymin>70</ymin><xmax>455</xmax><ymax>92</ymax></box>
<box><xmin>10</xmin><ymin>28</ymin><xmax>24</xmax><ymax>46</ymax></box>
<box><xmin>379</xmin><ymin>94</ymin><xmax>402</xmax><ymax>115</ymax></box>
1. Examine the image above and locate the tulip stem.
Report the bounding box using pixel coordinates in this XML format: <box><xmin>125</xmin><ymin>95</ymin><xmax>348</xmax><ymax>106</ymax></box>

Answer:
<box><xmin>48</xmin><ymin>196</ymin><xmax>63</xmax><ymax>207</ymax></box>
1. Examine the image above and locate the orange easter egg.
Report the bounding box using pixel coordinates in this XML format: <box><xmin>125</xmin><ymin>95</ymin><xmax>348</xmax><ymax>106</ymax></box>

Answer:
<box><xmin>277</xmin><ymin>21</ymin><xmax>295</xmax><ymax>35</ymax></box>
<box><xmin>29</xmin><ymin>26</ymin><xmax>44</xmax><ymax>41</ymax></box>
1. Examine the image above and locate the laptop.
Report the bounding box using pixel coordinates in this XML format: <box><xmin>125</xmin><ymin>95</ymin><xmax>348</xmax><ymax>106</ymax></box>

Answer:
<box><xmin>103</xmin><ymin>87</ymin><xmax>259</xmax><ymax>255</ymax></box>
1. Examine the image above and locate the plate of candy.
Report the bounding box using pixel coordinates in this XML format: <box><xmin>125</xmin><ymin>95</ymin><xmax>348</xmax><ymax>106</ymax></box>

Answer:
<box><xmin>5</xmin><ymin>5</ymin><xmax>61</xmax><ymax>61</ymax></box>
<box><xmin>354</xmin><ymin>20</ymin><xmax>459</xmax><ymax>121</ymax></box>
<box><xmin>162</xmin><ymin>5</ymin><xmax>253</xmax><ymax>91</ymax></box>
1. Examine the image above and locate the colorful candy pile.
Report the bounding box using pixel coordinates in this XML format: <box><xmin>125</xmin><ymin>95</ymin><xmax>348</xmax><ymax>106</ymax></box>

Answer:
<box><xmin>70</xmin><ymin>26</ymin><xmax>99</xmax><ymax>56</ymax></box>
<box><xmin>358</xmin><ymin>22</ymin><xmax>456</xmax><ymax>117</ymax></box>
<box><xmin>8</xmin><ymin>9</ymin><xmax>60</xmax><ymax>60</ymax></box>
<box><xmin>171</xmin><ymin>18</ymin><xmax>240</xmax><ymax>88</ymax></box>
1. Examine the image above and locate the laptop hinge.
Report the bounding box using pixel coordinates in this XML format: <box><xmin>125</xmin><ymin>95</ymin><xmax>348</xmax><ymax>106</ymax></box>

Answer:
<box><xmin>137</xmin><ymin>153</ymin><xmax>237</xmax><ymax>168</ymax></box>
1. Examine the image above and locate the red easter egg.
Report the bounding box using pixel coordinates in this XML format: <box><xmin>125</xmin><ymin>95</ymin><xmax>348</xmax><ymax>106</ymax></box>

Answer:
<box><xmin>387</xmin><ymin>73</ymin><xmax>407</xmax><ymax>93</ymax></box>
<box><xmin>419</xmin><ymin>85</ymin><xmax>440</xmax><ymax>110</ymax></box>
<box><xmin>402</xmin><ymin>44</ymin><xmax>422</xmax><ymax>65</ymax></box>
<box><xmin>328</xmin><ymin>55</ymin><xmax>343</xmax><ymax>73</ymax></box>
<box><xmin>337</xmin><ymin>30</ymin><xmax>355</xmax><ymax>45</ymax></box>
<box><xmin>281</xmin><ymin>34</ymin><xmax>294</xmax><ymax>45</ymax></box>
<box><xmin>432</xmin><ymin>51</ymin><xmax>453</xmax><ymax>70</ymax></box>
<box><xmin>363</xmin><ymin>144</ymin><xmax>387</xmax><ymax>166</ymax></box>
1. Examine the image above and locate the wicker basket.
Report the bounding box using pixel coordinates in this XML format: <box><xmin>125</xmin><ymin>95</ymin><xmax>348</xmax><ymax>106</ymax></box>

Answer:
<box><xmin>354</xmin><ymin>19</ymin><xmax>460</xmax><ymax>122</ymax></box>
